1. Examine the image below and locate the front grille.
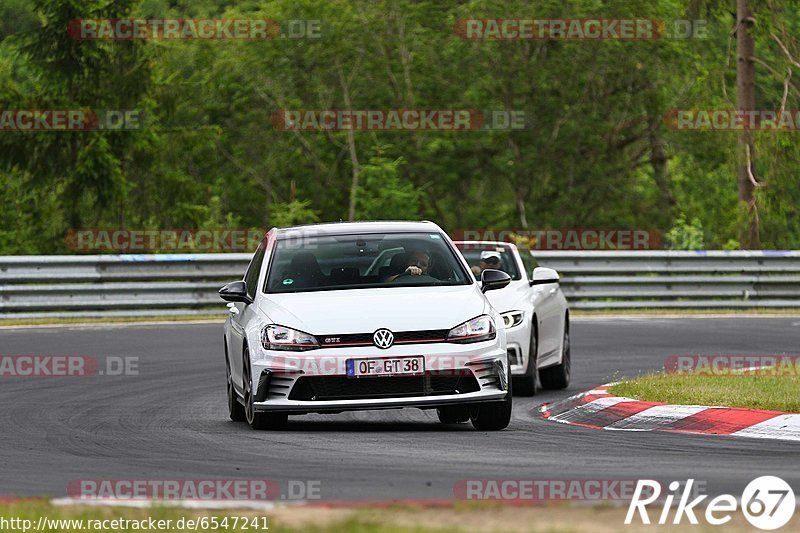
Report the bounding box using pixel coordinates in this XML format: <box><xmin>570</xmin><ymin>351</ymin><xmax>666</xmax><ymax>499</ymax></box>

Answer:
<box><xmin>288</xmin><ymin>370</ymin><xmax>480</xmax><ymax>401</ymax></box>
<box><xmin>317</xmin><ymin>329</ymin><xmax>449</xmax><ymax>348</ymax></box>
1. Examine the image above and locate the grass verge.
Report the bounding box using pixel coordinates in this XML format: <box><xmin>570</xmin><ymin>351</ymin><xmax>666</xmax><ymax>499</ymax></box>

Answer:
<box><xmin>572</xmin><ymin>308</ymin><xmax>800</xmax><ymax>317</ymax></box>
<box><xmin>609</xmin><ymin>373</ymin><xmax>800</xmax><ymax>412</ymax></box>
<box><xmin>0</xmin><ymin>500</ymin><xmax>781</xmax><ymax>532</ymax></box>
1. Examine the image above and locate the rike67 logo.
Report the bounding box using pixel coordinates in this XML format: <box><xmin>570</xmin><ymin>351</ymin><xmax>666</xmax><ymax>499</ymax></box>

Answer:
<box><xmin>626</xmin><ymin>477</ymin><xmax>795</xmax><ymax>530</ymax></box>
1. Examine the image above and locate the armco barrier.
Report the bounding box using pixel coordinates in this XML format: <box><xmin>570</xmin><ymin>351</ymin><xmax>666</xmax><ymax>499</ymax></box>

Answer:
<box><xmin>1</xmin><ymin>251</ymin><xmax>799</xmax><ymax>317</ymax></box>
<box><xmin>535</xmin><ymin>251</ymin><xmax>800</xmax><ymax>309</ymax></box>
<box><xmin>0</xmin><ymin>254</ymin><xmax>250</xmax><ymax>318</ymax></box>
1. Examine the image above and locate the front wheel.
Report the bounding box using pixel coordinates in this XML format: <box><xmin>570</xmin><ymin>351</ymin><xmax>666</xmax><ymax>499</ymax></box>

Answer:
<box><xmin>226</xmin><ymin>352</ymin><xmax>246</xmax><ymax>422</ymax></box>
<box><xmin>436</xmin><ymin>406</ymin><xmax>470</xmax><ymax>424</ymax></box>
<box><xmin>513</xmin><ymin>323</ymin><xmax>539</xmax><ymax>396</ymax></box>
<box><xmin>470</xmin><ymin>379</ymin><xmax>512</xmax><ymax>431</ymax></box>
<box><xmin>540</xmin><ymin>318</ymin><xmax>571</xmax><ymax>390</ymax></box>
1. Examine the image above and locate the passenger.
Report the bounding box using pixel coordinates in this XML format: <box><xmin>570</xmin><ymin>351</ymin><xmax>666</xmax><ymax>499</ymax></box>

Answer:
<box><xmin>287</xmin><ymin>251</ymin><xmax>325</xmax><ymax>287</ymax></box>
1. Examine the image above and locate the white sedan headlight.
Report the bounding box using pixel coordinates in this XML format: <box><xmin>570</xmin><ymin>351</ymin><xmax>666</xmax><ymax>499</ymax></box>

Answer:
<box><xmin>261</xmin><ymin>324</ymin><xmax>319</xmax><ymax>351</ymax></box>
<box><xmin>447</xmin><ymin>315</ymin><xmax>496</xmax><ymax>343</ymax></box>
<box><xmin>500</xmin><ymin>311</ymin><xmax>525</xmax><ymax>329</ymax></box>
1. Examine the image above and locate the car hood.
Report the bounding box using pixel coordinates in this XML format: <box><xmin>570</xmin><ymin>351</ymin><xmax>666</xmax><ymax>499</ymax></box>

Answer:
<box><xmin>258</xmin><ymin>285</ymin><xmax>486</xmax><ymax>334</ymax></box>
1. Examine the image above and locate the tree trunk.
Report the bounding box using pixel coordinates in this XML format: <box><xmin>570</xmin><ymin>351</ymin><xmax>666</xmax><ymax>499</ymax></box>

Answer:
<box><xmin>338</xmin><ymin>65</ymin><xmax>360</xmax><ymax>221</ymax></box>
<box><xmin>736</xmin><ymin>0</ymin><xmax>760</xmax><ymax>248</ymax></box>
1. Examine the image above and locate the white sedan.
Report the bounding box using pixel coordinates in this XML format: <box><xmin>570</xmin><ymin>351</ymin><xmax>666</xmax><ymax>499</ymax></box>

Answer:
<box><xmin>220</xmin><ymin>222</ymin><xmax>514</xmax><ymax>430</ymax></box>
<box><xmin>454</xmin><ymin>241</ymin><xmax>570</xmax><ymax>395</ymax></box>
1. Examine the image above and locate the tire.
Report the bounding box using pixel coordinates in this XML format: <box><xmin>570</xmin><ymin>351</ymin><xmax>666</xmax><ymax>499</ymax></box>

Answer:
<box><xmin>470</xmin><ymin>374</ymin><xmax>512</xmax><ymax>431</ymax></box>
<box><xmin>436</xmin><ymin>405</ymin><xmax>470</xmax><ymax>424</ymax></box>
<box><xmin>243</xmin><ymin>346</ymin><xmax>288</xmax><ymax>430</ymax></box>
<box><xmin>540</xmin><ymin>317</ymin><xmax>571</xmax><ymax>390</ymax></box>
<box><xmin>513</xmin><ymin>322</ymin><xmax>539</xmax><ymax>396</ymax></box>
<box><xmin>249</xmin><ymin>411</ymin><xmax>288</xmax><ymax>431</ymax></box>
<box><xmin>226</xmin><ymin>349</ymin><xmax>246</xmax><ymax>422</ymax></box>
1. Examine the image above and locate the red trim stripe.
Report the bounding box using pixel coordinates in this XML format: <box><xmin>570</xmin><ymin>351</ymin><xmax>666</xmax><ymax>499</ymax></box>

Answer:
<box><xmin>587</xmin><ymin>400</ymin><xmax>662</xmax><ymax>427</ymax></box>
<box><xmin>665</xmin><ymin>408</ymin><xmax>782</xmax><ymax>435</ymax></box>
<box><xmin>540</xmin><ymin>384</ymin><xmax>797</xmax><ymax>442</ymax></box>
<box><xmin>539</xmin><ymin>389</ymin><xmax>611</xmax><ymax>419</ymax></box>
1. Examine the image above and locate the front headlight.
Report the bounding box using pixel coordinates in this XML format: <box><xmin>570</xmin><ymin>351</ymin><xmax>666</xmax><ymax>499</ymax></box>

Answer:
<box><xmin>447</xmin><ymin>315</ymin><xmax>496</xmax><ymax>343</ymax></box>
<box><xmin>261</xmin><ymin>324</ymin><xmax>319</xmax><ymax>351</ymax></box>
<box><xmin>500</xmin><ymin>311</ymin><xmax>525</xmax><ymax>329</ymax></box>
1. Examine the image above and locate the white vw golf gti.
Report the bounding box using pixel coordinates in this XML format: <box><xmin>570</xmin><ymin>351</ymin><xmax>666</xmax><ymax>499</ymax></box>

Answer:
<box><xmin>220</xmin><ymin>221</ymin><xmax>513</xmax><ymax>430</ymax></box>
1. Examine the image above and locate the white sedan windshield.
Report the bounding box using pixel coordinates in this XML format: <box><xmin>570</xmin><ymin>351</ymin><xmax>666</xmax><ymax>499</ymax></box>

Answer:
<box><xmin>265</xmin><ymin>232</ymin><xmax>471</xmax><ymax>293</ymax></box>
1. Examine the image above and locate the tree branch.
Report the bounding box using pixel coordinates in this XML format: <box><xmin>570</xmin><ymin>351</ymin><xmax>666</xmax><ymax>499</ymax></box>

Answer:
<box><xmin>749</xmin><ymin>56</ymin><xmax>800</xmax><ymax>96</ymax></box>
<box><xmin>745</xmin><ymin>144</ymin><xmax>763</xmax><ymax>189</ymax></box>
<box><xmin>771</xmin><ymin>33</ymin><xmax>800</xmax><ymax>70</ymax></box>
<box><xmin>779</xmin><ymin>68</ymin><xmax>791</xmax><ymax>117</ymax></box>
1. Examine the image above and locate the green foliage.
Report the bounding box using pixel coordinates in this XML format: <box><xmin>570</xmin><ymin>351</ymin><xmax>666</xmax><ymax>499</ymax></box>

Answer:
<box><xmin>355</xmin><ymin>146</ymin><xmax>420</xmax><ymax>220</ymax></box>
<box><xmin>0</xmin><ymin>170</ymin><xmax>65</xmax><ymax>253</ymax></box>
<box><xmin>0</xmin><ymin>0</ymin><xmax>798</xmax><ymax>253</ymax></box>
<box><xmin>665</xmin><ymin>214</ymin><xmax>705</xmax><ymax>250</ymax></box>
<box><xmin>270</xmin><ymin>199</ymin><xmax>321</xmax><ymax>227</ymax></box>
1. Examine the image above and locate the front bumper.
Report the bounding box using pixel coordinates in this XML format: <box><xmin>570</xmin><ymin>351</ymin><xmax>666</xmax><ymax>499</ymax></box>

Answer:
<box><xmin>250</xmin><ymin>341</ymin><xmax>508</xmax><ymax>413</ymax></box>
<box><xmin>505</xmin><ymin>324</ymin><xmax>529</xmax><ymax>376</ymax></box>
<box><xmin>253</xmin><ymin>389</ymin><xmax>507</xmax><ymax>413</ymax></box>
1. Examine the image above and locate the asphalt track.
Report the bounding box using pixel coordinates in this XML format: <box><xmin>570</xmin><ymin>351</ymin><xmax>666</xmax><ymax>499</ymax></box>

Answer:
<box><xmin>1</xmin><ymin>317</ymin><xmax>798</xmax><ymax>501</ymax></box>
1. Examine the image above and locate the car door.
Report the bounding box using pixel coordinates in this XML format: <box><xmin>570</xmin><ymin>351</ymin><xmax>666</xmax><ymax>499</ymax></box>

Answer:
<box><xmin>228</xmin><ymin>236</ymin><xmax>268</xmax><ymax>391</ymax></box>
<box><xmin>519</xmin><ymin>248</ymin><xmax>562</xmax><ymax>365</ymax></box>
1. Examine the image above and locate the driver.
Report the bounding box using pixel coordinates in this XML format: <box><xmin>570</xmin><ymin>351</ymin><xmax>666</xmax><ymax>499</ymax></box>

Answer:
<box><xmin>471</xmin><ymin>250</ymin><xmax>502</xmax><ymax>276</ymax></box>
<box><xmin>386</xmin><ymin>250</ymin><xmax>431</xmax><ymax>282</ymax></box>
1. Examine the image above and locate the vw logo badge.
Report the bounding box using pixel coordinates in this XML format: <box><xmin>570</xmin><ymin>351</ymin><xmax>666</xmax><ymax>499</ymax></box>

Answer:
<box><xmin>373</xmin><ymin>329</ymin><xmax>394</xmax><ymax>349</ymax></box>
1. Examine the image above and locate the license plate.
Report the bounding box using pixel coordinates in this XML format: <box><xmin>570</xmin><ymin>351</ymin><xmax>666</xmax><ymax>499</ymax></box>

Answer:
<box><xmin>346</xmin><ymin>356</ymin><xmax>425</xmax><ymax>378</ymax></box>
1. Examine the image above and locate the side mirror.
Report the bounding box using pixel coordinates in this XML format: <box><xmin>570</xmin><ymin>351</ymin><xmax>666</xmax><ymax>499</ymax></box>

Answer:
<box><xmin>531</xmin><ymin>267</ymin><xmax>560</xmax><ymax>286</ymax></box>
<box><xmin>219</xmin><ymin>280</ymin><xmax>253</xmax><ymax>304</ymax></box>
<box><xmin>480</xmin><ymin>269</ymin><xmax>511</xmax><ymax>293</ymax></box>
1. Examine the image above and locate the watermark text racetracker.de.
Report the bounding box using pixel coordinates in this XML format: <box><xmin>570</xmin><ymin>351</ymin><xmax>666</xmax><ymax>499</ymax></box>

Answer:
<box><xmin>0</xmin><ymin>355</ymin><xmax>138</xmax><ymax>377</ymax></box>
<box><xmin>454</xmin><ymin>18</ymin><xmax>708</xmax><ymax>40</ymax></box>
<box><xmin>65</xmin><ymin>229</ymin><xmax>265</xmax><ymax>253</ymax></box>
<box><xmin>257</xmin><ymin>353</ymin><xmax>496</xmax><ymax>376</ymax></box>
<box><xmin>454</xmin><ymin>479</ymin><xmax>700</xmax><ymax>501</ymax></box>
<box><xmin>664</xmin><ymin>355</ymin><xmax>800</xmax><ymax>376</ymax></box>
<box><xmin>65</xmin><ymin>228</ymin><xmax>333</xmax><ymax>252</ymax></box>
<box><xmin>68</xmin><ymin>479</ymin><xmax>321</xmax><ymax>501</ymax></box>
<box><xmin>665</xmin><ymin>109</ymin><xmax>800</xmax><ymax>131</ymax></box>
<box><xmin>68</xmin><ymin>18</ymin><xmax>322</xmax><ymax>40</ymax></box>
<box><xmin>452</xmin><ymin>229</ymin><xmax>662</xmax><ymax>250</ymax></box>
<box><xmin>272</xmin><ymin>109</ymin><xmax>526</xmax><ymax>131</ymax></box>
<box><xmin>0</xmin><ymin>109</ymin><xmax>142</xmax><ymax>131</ymax></box>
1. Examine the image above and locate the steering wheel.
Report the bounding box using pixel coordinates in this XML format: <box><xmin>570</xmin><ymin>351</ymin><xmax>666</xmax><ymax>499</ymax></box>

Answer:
<box><xmin>391</xmin><ymin>272</ymin><xmax>440</xmax><ymax>283</ymax></box>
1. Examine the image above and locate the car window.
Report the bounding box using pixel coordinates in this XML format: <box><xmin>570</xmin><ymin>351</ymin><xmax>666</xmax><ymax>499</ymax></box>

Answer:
<box><xmin>244</xmin><ymin>237</ymin><xmax>267</xmax><ymax>299</ymax></box>
<box><xmin>455</xmin><ymin>244</ymin><xmax>521</xmax><ymax>280</ymax></box>
<box><xmin>265</xmin><ymin>232</ymin><xmax>471</xmax><ymax>293</ymax></box>
<box><xmin>517</xmin><ymin>246</ymin><xmax>539</xmax><ymax>282</ymax></box>
<box><xmin>365</xmin><ymin>246</ymin><xmax>405</xmax><ymax>275</ymax></box>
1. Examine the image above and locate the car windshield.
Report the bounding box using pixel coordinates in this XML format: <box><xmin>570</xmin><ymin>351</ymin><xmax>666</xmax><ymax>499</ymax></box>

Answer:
<box><xmin>265</xmin><ymin>232</ymin><xmax>471</xmax><ymax>293</ymax></box>
<box><xmin>455</xmin><ymin>244</ymin><xmax>521</xmax><ymax>281</ymax></box>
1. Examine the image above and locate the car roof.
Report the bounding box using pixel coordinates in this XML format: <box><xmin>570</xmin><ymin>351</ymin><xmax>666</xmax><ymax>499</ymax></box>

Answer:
<box><xmin>453</xmin><ymin>240</ymin><xmax>519</xmax><ymax>250</ymax></box>
<box><xmin>273</xmin><ymin>220</ymin><xmax>441</xmax><ymax>238</ymax></box>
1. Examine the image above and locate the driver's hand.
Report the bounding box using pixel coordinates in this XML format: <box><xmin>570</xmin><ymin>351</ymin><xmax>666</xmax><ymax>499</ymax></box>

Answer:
<box><xmin>406</xmin><ymin>266</ymin><xmax>422</xmax><ymax>276</ymax></box>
